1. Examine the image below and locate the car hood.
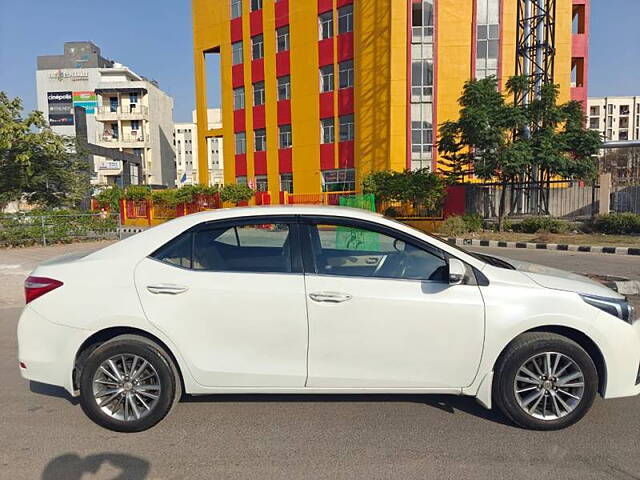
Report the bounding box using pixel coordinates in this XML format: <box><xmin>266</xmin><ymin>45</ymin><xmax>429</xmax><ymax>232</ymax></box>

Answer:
<box><xmin>494</xmin><ymin>256</ymin><xmax>624</xmax><ymax>299</ymax></box>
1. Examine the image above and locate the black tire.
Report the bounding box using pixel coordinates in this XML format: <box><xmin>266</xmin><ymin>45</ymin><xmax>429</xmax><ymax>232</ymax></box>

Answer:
<box><xmin>79</xmin><ymin>335</ymin><xmax>179</xmax><ymax>432</ymax></box>
<box><xmin>494</xmin><ymin>332</ymin><xmax>598</xmax><ymax>431</ymax></box>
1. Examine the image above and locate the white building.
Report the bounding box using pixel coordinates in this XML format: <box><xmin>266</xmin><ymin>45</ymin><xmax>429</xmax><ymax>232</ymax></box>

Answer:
<box><xmin>174</xmin><ymin>109</ymin><xmax>223</xmax><ymax>187</ymax></box>
<box><xmin>36</xmin><ymin>42</ymin><xmax>175</xmax><ymax>187</ymax></box>
<box><xmin>94</xmin><ymin>65</ymin><xmax>175</xmax><ymax>186</ymax></box>
<box><xmin>587</xmin><ymin>96</ymin><xmax>640</xmax><ymax>142</ymax></box>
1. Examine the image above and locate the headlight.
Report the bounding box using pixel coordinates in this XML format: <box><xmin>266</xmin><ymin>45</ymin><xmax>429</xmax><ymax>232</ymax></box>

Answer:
<box><xmin>580</xmin><ymin>294</ymin><xmax>636</xmax><ymax>324</ymax></box>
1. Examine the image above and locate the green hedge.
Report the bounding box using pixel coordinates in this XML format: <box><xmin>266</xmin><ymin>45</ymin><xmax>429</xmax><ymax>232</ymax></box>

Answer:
<box><xmin>439</xmin><ymin>214</ymin><xmax>484</xmax><ymax>237</ymax></box>
<box><xmin>0</xmin><ymin>210</ymin><xmax>118</xmax><ymax>247</ymax></box>
<box><xmin>592</xmin><ymin>213</ymin><xmax>640</xmax><ymax>235</ymax></box>
<box><xmin>514</xmin><ymin>217</ymin><xmax>569</xmax><ymax>234</ymax></box>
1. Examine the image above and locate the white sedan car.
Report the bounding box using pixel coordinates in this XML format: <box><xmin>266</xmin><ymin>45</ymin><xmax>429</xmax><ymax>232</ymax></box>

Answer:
<box><xmin>17</xmin><ymin>206</ymin><xmax>640</xmax><ymax>432</ymax></box>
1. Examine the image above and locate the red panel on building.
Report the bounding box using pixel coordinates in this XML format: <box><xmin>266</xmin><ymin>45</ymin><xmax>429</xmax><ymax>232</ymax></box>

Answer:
<box><xmin>338</xmin><ymin>141</ymin><xmax>354</xmax><ymax>168</ymax></box>
<box><xmin>337</xmin><ymin>0</ymin><xmax>353</xmax><ymax>6</ymax></box>
<box><xmin>275</xmin><ymin>0</ymin><xmax>289</xmax><ymax>27</ymax></box>
<box><xmin>337</xmin><ymin>32</ymin><xmax>354</xmax><ymax>62</ymax></box>
<box><xmin>230</xmin><ymin>18</ymin><xmax>243</xmax><ymax>42</ymax></box>
<box><xmin>235</xmin><ymin>154</ymin><xmax>247</xmax><ymax>176</ymax></box>
<box><xmin>319</xmin><ymin>92</ymin><xmax>334</xmax><ymax>118</ymax></box>
<box><xmin>276</xmin><ymin>51</ymin><xmax>290</xmax><ymax>76</ymax></box>
<box><xmin>249</xmin><ymin>10</ymin><xmax>263</xmax><ymax>36</ymax></box>
<box><xmin>279</xmin><ymin>148</ymin><xmax>293</xmax><ymax>173</ymax></box>
<box><xmin>251</xmin><ymin>58</ymin><xmax>265</xmax><ymax>82</ymax></box>
<box><xmin>232</xmin><ymin>64</ymin><xmax>244</xmax><ymax>88</ymax></box>
<box><xmin>254</xmin><ymin>151</ymin><xmax>267</xmax><ymax>175</ymax></box>
<box><xmin>320</xmin><ymin>143</ymin><xmax>335</xmax><ymax>170</ymax></box>
<box><xmin>233</xmin><ymin>109</ymin><xmax>246</xmax><ymax>133</ymax></box>
<box><xmin>277</xmin><ymin>100</ymin><xmax>291</xmax><ymax>125</ymax></box>
<box><xmin>338</xmin><ymin>88</ymin><xmax>354</xmax><ymax>115</ymax></box>
<box><xmin>318</xmin><ymin>38</ymin><xmax>334</xmax><ymax>67</ymax></box>
<box><xmin>318</xmin><ymin>0</ymin><xmax>333</xmax><ymax>13</ymax></box>
<box><xmin>253</xmin><ymin>105</ymin><xmax>266</xmax><ymax>129</ymax></box>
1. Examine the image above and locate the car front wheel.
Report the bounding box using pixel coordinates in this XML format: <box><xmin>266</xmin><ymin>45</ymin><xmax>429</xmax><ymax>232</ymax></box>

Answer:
<box><xmin>494</xmin><ymin>332</ymin><xmax>598</xmax><ymax>430</ymax></box>
<box><xmin>79</xmin><ymin>335</ymin><xmax>179</xmax><ymax>432</ymax></box>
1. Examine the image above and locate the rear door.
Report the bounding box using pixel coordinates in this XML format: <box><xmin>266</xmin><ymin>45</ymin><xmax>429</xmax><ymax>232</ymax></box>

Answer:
<box><xmin>134</xmin><ymin>216</ymin><xmax>309</xmax><ymax>387</ymax></box>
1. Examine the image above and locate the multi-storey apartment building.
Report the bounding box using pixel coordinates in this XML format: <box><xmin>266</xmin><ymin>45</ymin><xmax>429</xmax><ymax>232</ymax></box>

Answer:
<box><xmin>586</xmin><ymin>96</ymin><xmax>640</xmax><ymax>142</ymax></box>
<box><xmin>175</xmin><ymin>109</ymin><xmax>225</xmax><ymax>187</ymax></box>
<box><xmin>192</xmin><ymin>0</ymin><xmax>588</xmax><ymax>201</ymax></box>
<box><xmin>37</xmin><ymin>42</ymin><xmax>176</xmax><ymax>187</ymax></box>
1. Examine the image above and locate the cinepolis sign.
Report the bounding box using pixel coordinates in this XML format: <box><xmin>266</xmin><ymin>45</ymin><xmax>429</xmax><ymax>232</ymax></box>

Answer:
<box><xmin>49</xmin><ymin>69</ymin><xmax>89</xmax><ymax>82</ymax></box>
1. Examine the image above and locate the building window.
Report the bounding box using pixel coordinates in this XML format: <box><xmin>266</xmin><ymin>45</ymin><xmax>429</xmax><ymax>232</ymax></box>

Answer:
<box><xmin>276</xmin><ymin>26</ymin><xmax>290</xmax><ymax>52</ymax></box>
<box><xmin>412</xmin><ymin>0</ymin><xmax>434</xmax><ymax>43</ymax></box>
<box><xmin>338</xmin><ymin>5</ymin><xmax>354</xmax><ymax>34</ymax></box>
<box><xmin>589</xmin><ymin>106</ymin><xmax>600</xmax><ymax>117</ymax></box>
<box><xmin>280</xmin><ymin>173</ymin><xmax>293</xmax><ymax>193</ymax></box>
<box><xmin>231</xmin><ymin>0</ymin><xmax>242</xmax><ymax>19</ymax></box>
<box><xmin>619</xmin><ymin>130</ymin><xmax>629</xmax><ymax>141</ymax></box>
<box><xmin>279</xmin><ymin>125</ymin><xmax>292</xmax><ymax>149</ymax></box>
<box><xmin>339</xmin><ymin>114</ymin><xmax>354</xmax><ymax>141</ymax></box>
<box><xmin>250</xmin><ymin>0</ymin><xmax>262</xmax><ymax>12</ymax></box>
<box><xmin>232</xmin><ymin>41</ymin><xmax>244</xmax><ymax>65</ymax></box>
<box><xmin>252</xmin><ymin>34</ymin><xmax>264</xmax><ymax>60</ymax></box>
<box><xmin>620</xmin><ymin>105</ymin><xmax>630</xmax><ymax>116</ymax></box>
<box><xmin>320</xmin><ymin>118</ymin><xmax>335</xmax><ymax>144</ymax></box>
<box><xmin>235</xmin><ymin>132</ymin><xmax>247</xmax><ymax>154</ymax></box>
<box><xmin>131</xmin><ymin>120</ymin><xmax>140</xmax><ymax>132</ymax></box>
<box><xmin>339</xmin><ymin>60</ymin><xmax>354</xmax><ymax>89</ymax></box>
<box><xmin>620</xmin><ymin>117</ymin><xmax>629</xmax><ymax>129</ymax></box>
<box><xmin>319</xmin><ymin>12</ymin><xmax>333</xmax><ymax>40</ymax></box>
<box><xmin>411</xmin><ymin>103</ymin><xmax>433</xmax><ymax>170</ymax></box>
<box><xmin>237</xmin><ymin>176</ymin><xmax>248</xmax><ymax>184</ymax></box>
<box><xmin>233</xmin><ymin>87</ymin><xmax>245</xmax><ymax>110</ymax></box>
<box><xmin>319</xmin><ymin>65</ymin><xmax>334</xmax><ymax>93</ymax></box>
<box><xmin>254</xmin><ymin>128</ymin><xmax>267</xmax><ymax>151</ymax></box>
<box><xmin>607</xmin><ymin>104</ymin><xmax>614</xmax><ymax>114</ymax></box>
<box><xmin>475</xmin><ymin>0</ymin><xmax>500</xmax><ymax>79</ymax></box>
<box><xmin>255</xmin><ymin>175</ymin><xmax>268</xmax><ymax>192</ymax></box>
<box><xmin>411</xmin><ymin>57</ymin><xmax>434</xmax><ymax>102</ymax></box>
<box><xmin>321</xmin><ymin>168</ymin><xmax>355</xmax><ymax>192</ymax></box>
<box><xmin>589</xmin><ymin>117</ymin><xmax>599</xmax><ymax>130</ymax></box>
<box><xmin>253</xmin><ymin>81</ymin><xmax>265</xmax><ymax>106</ymax></box>
<box><xmin>277</xmin><ymin>75</ymin><xmax>291</xmax><ymax>101</ymax></box>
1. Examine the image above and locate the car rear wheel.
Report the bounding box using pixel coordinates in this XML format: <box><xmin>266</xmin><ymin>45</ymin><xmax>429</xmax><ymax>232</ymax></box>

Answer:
<box><xmin>79</xmin><ymin>335</ymin><xmax>179</xmax><ymax>432</ymax></box>
<box><xmin>494</xmin><ymin>332</ymin><xmax>598</xmax><ymax>430</ymax></box>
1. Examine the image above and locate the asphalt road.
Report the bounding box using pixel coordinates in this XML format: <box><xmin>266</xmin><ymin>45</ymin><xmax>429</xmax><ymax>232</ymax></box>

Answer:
<box><xmin>1</xmin><ymin>242</ymin><xmax>639</xmax><ymax>479</ymax></box>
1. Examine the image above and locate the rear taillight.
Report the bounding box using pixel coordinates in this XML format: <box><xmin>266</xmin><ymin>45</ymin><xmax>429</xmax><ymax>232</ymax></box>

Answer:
<box><xmin>25</xmin><ymin>276</ymin><xmax>63</xmax><ymax>304</ymax></box>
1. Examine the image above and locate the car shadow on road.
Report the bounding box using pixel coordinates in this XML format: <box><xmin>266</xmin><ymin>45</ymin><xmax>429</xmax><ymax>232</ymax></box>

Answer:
<box><xmin>181</xmin><ymin>393</ymin><xmax>513</xmax><ymax>427</ymax></box>
<box><xmin>30</xmin><ymin>381</ymin><xmax>79</xmax><ymax>406</ymax></box>
<box><xmin>42</xmin><ymin>453</ymin><xmax>150</xmax><ymax>480</ymax></box>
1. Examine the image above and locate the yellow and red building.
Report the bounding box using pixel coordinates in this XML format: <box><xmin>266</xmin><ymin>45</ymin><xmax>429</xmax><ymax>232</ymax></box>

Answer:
<box><xmin>192</xmin><ymin>0</ymin><xmax>590</xmax><ymax>202</ymax></box>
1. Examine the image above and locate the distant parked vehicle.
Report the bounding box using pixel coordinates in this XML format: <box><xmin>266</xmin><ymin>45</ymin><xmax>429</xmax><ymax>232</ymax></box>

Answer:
<box><xmin>17</xmin><ymin>206</ymin><xmax>639</xmax><ymax>432</ymax></box>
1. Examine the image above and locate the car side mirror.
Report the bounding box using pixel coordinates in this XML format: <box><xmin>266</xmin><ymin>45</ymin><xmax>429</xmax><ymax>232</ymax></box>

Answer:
<box><xmin>448</xmin><ymin>258</ymin><xmax>466</xmax><ymax>285</ymax></box>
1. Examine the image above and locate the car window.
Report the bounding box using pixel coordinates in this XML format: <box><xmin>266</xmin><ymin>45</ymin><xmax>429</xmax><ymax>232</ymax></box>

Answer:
<box><xmin>309</xmin><ymin>223</ymin><xmax>448</xmax><ymax>282</ymax></box>
<box><xmin>193</xmin><ymin>223</ymin><xmax>293</xmax><ymax>273</ymax></box>
<box><xmin>152</xmin><ymin>232</ymin><xmax>192</xmax><ymax>268</ymax></box>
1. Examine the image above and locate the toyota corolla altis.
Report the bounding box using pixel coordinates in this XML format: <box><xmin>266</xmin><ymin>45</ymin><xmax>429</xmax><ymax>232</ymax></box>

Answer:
<box><xmin>17</xmin><ymin>206</ymin><xmax>640</xmax><ymax>432</ymax></box>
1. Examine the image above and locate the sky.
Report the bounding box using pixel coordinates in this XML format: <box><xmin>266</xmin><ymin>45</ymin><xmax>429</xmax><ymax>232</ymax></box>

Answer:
<box><xmin>0</xmin><ymin>0</ymin><xmax>639</xmax><ymax>123</ymax></box>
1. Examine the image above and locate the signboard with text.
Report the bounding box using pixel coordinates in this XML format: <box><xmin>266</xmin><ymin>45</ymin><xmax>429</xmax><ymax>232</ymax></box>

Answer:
<box><xmin>47</xmin><ymin>91</ymin><xmax>74</xmax><ymax>126</ymax></box>
<box><xmin>73</xmin><ymin>91</ymin><xmax>97</xmax><ymax>114</ymax></box>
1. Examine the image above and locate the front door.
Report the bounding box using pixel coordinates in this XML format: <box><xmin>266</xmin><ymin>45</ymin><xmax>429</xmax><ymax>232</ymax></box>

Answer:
<box><xmin>302</xmin><ymin>218</ymin><xmax>485</xmax><ymax>388</ymax></box>
<box><xmin>135</xmin><ymin>218</ymin><xmax>308</xmax><ymax>387</ymax></box>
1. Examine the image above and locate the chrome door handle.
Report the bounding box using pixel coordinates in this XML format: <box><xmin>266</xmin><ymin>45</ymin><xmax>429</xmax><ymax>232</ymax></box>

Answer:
<box><xmin>146</xmin><ymin>284</ymin><xmax>189</xmax><ymax>295</ymax></box>
<box><xmin>309</xmin><ymin>291</ymin><xmax>352</xmax><ymax>303</ymax></box>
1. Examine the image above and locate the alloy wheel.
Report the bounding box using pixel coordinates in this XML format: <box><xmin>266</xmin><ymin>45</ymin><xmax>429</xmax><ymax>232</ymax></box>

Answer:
<box><xmin>92</xmin><ymin>354</ymin><xmax>162</xmax><ymax>422</ymax></box>
<box><xmin>513</xmin><ymin>352</ymin><xmax>585</xmax><ymax>420</ymax></box>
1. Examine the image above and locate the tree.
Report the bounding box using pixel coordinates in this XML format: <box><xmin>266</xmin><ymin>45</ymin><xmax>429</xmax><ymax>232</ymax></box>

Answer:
<box><xmin>0</xmin><ymin>92</ymin><xmax>90</xmax><ymax>211</ymax></box>
<box><xmin>362</xmin><ymin>169</ymin><xmax>445</xmax><ymax>215</ymax></box>
<box><xmin>220</xmin><ymin>183</ymin><xmax>254</xmax><ymax>206</ymax></box>
<box><xmin>438</xmin><ymin>76</ymin><xmax>602</xmax><ymax>230</ymax></box>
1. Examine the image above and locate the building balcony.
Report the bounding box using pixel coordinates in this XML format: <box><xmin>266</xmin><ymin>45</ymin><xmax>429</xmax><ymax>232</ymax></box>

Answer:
<box><xmin>96</xmin><ymin>133</ymin><xmax>150</xmax><ymax>148</ymax></box>
<box><xmin>95</xmin><ymin>105</ymin><xmax>149</xmax><ymax>121</ymax></box>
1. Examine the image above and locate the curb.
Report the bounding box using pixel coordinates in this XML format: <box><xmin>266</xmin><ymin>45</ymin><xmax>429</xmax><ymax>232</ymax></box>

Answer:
<box><xmin>445</xmin><ymin>238</ymin><xmax>640</xmax><ymax>257</ymax></box>
<box><xmin>118</xmin><ymin>227</ymin><xmax>145</xmax><ymax>235</ymax></box>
